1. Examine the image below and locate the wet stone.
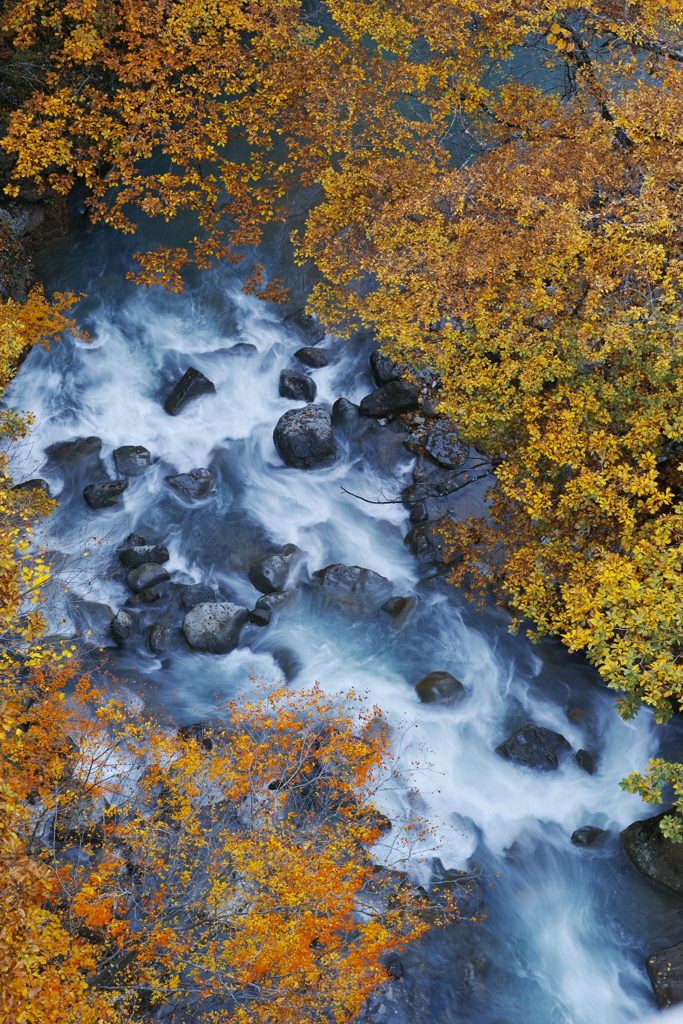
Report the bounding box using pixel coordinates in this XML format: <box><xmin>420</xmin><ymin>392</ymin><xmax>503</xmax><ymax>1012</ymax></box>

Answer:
<box><xmin>181</xmin><ymin>583</ymin><xmax>216</xmax><ymax>609</ymax></box>
<box><xmin>425</xmin><ymin>420</ymin><xmax>469</xmax><ymax>469</ymax></box>
<box><xmin>163</xmin><ymin>367</ymin><xmax>216</xmax><ymax>415</ymax></box>
<box><xmin>415</xmin><ymin>671</ymin><xmax>465</xmax><ymax>704</ymax></box>
<box><xmin>381</xmin><ymin>596</ymin><xmax>407</xmax><ymax>617</ymax></box>
<box><xmin>121</xmin><ymin>532</ymin><xmax>146</xmax><ymax>548</ymax></box>
<box><xmin>228</xmin><ymin>343</ymin><xmax>257</xmax><ymax>355</ymax></box>
<box><xmin>647</xmin><ymin>940</ymin><xmax>683</xmax><ymax>1008</ymax></box>
<box><xmin>405</xmin><ymin>518</ymin><xmax>461</xmax><ymax>564</ymax></box>
<box><xmin>575</xmin><ymin>749</ymin><xmax>596</xmax><ymax>774</ymax></box>
<box><xmin>111</xmin><ymin>609</ymin><xmax>135</xmax><ymax>648</ymax></box>
<box><xmin>255</xmin><ymin>590</ymin><xmax>296</xmax><ymax>613</ymax></box>
<box><xmin>571</xmin><ymin>826</ymin><xmax>606</xmax><ymax>847</ymax></box>
<box><xmin>370</xmin><ymin>349</ymin><xmax>402</xmax><ymax>387</ymax></box>
<box><xmin>359</xmin><ymin>381</ymin><xmax>419</xmax><ymax>418</ymax></box>
<box><xmin>248</xmin><ymin>606</ymin><xmax>271</xmax><ymax>627</ymax></box>
<box><xmin>83</xmin><ymin>479</ymin><xmax>128</xmax><ymax>509</ymax></box>
<box><xmin>165</xmin><ymin>468</ymin><xmax>215</xmax><ymax>499</ymax></box>
<box><xmin>182</xmin><ymin>601</ymin><xmax>248</xmax><ymax>654</ymax></box>
<box><xmin>113</xmin><ymin>445</ymin><xmax>150</xmax><ymax>476</ymax></box>
<box><xmin>149</xmin><ymin>624</ymin><xmax>186</xmax><ymax>656</ymax></box>
<box><xmin>273</xmin><ymin>405</ymin><xmax>336</xmax><ymax>470</ymax></box>
<box><xmin>45</xmin><ymin>436</ymin><xmax>102</xmax><ymax>466</ymax></box>
<box><xmin>127</xmin><ymin>562</ymin><xmax>171</xmax><ymax>593</ymax></box>
<box><xmin>295</xmin><ymin>347</ymin><xmax>331</xmax><ymax>368</ymax></box>
<box><xmin>621</xmin><ymin>810</ymin><xmax>683</xmax><ymax>897</ymax></box>
<box><xmin>119</xmin><ymin>545</ymin><xmax>169</xmax><ymax>569</ymax></box>
<box><xmin>311</xmin><ymin>563</ymin><xmax>392</xmax><ymax>616</ymax></box>
<box><xmin>12</xmin><ymin>478</ymin><xmax>50</xmax><ymax>495</ymax></box>
<box><xmin>332</xmin><ymin>397</ymin><xmax>359</xmax><ymax>419</ymax></box>
<box><xmin>125</xmin><ymin>586</ymin><xmax>163</xmax><ymax>606</ymax></box>
<box><xmin>279</xmin><ymin>368</ymin><xmax>317</xmax><ymax>402</ymax></box>
<box><xmin>248</xmin><ymin>544</ymin><xmax>301</xmax><ymax>594</ymax></box>
<box><xmin>385</xmin><ymin>954</ymin><xmax>404</xmax><ymax>980</ymax></box>
<box><xmin>284</xmin><ymin>308</ymin><xmax>325</xmax><ymax>342</ymax></box>
<box><xmin>495</xmin><ymin>724</ymin><xmax>571</xmax><ymax>771</ymax></box>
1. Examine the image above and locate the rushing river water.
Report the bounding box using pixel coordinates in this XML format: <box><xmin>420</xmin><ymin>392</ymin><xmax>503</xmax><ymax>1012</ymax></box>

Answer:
<box><xmin>7</xmin><ymin>203</ymin><xmax>683</xmax><ymax>1024</ymax></box>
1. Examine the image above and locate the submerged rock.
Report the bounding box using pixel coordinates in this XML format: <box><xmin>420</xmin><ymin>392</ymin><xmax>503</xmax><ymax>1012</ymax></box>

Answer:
<box><xmin>647</xmin><ymin>940</ymin><xmax>683</xmax><ymax>1008</ymax></box>
<box><xmin>332</xmin><ymin>397</ymin><xmax>359</xmax><ymax>419</ymax></box>
<box><xmin>119</xmin><ymin>545</ymin><xmax>169</xmax><ymax>569</ymax></box>
<box><xmin>45</xmin><ymin>436</ymin><xmax>102</xmax><ymax>466</ymax></box>
<box><xmin>295</xmin><ymin>347</ymin><xmax>330</xmax><ymax>368</ymax></box>
<box><xmin>111</xmin><ymin>609</ymin><xmax>135</xmax><ymax>648</ymax></box>
<box><xmin>279</xmin><ymin>368</ymin><xmax>317</xmax><ymax>402</ymax></box>
<box><xmin>415</xmin><ymin>671</ymin><xmax>465</xmax><ymax>704</ymax></box>
<box><xmin>495</xmin><ymin>724</ymin><xmax>571</xmax><ymax>771</ymax></box>
<box><xmin>273</xmin><ymin>405</ymin><xmax>336</xmax><ymax>469</ymax></box>
<box><xmin>255</xmin><ymin>590</ymin><xmax>296</xmax><ymax>613</ymax></box>
<box><xmin>126</xmin><ymin>562</ymin><xmax>171</xmax><ymax>593</ymax></box>
<box><xmin>182</xmin><ymin>601</ymin><xmax>248</xmax><ymax>654</ymax></box>
<box><xmin>359</xmin><ymin>381</ymin><xmax>419</xmax><ymax>417</ymax></box>
<box><xmin>571</xmin><ymin>826</ymin><xmax>606</xmax><ymax>847</ymax></box>
<box><xmin>425</xmin><ymin>420</ymin><xmax>469</xmax><ymax>468</ymax></box>
<box><xmin>164</xmin><ymin>367</ymin><xmax>216</xmax><ymax>415</ymax></box>
<box><xmin>83</xmin><ymin>479</ymin><xmax>128</xmax><ymax>509</ymax></box>
<box><xmin>381</xmin><ymin>596</ymin><xmax>407</xmax><ymax>617</ymax></box>
<box><xmin>575</xmin><ymin>749</ymin><xmax>597</xmax><ymax>774</ymax></box>
<box><xmin>248</xmin><ymin>606</ymin><xmax>271</xmax><ymax>627</ymax></box>
<box><xmin>181</xmin><ymin>583</ymin><xmax>216</xmax><ymax>609</ymax></box>
<box><xmin>165</xmin><ymin>468</ymin><xmax>215</xmax><ymax>499</ymax></box>
<box><xmin>621</xmin><ymin>810</ymin><xmax>683</xmax><ymax>897</ymax></box>
<box><xmin>311</xmin><ymin>563</ymin><xmax>392</xmax><ymax>616</ymax></box>
<box><xmin>248</xmin><ymin>544</ymin><xmax>301</xmax><ymax>594</ymax></box>
<box><xmin>71</xmin><ymin>600</ymin><xmax>115</xmax><ymax>648</ymax></box>
<box><xmin>149</xmin><ymin>623</ymin><xmax>186</xmax><ymax>656</ymax></box>
<box><xmin>113</xmin><ymin>445</ymin><xmax>150</xmax><ymax>475</ymax></box>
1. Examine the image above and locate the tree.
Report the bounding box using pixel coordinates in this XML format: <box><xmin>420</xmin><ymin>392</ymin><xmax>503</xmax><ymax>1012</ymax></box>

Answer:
<box><xmin>0</xmin><ymin>667</ymin><xmax>461</xmax><ymax>1023</ymax></box>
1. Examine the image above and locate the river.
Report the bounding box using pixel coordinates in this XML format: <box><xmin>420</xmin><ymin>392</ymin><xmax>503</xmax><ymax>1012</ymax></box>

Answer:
<box><xmin>7</xmin><ymin>197</ymin><xmax>683</xmax><ymax>1024</ymax></box>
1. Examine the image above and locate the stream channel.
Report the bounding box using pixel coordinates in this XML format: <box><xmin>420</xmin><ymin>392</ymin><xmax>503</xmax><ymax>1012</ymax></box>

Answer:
<box><xmin>7</xmin><ymin>193</ymin><xmax>683</xmax><ymax>1024</ymax></box>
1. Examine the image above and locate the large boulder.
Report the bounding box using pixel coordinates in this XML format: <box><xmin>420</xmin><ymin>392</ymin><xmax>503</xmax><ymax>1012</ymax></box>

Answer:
<box><xmin>415</xmin><ymin>671</ymin><xmax>465</xmax><ymax>704</ymax></box>
<box><xmin>646</xmin><ymin>940</ymin><xmax>683</xmax><ymax>1008</ymax></box>
<box><xmin>621</xmin><ymin>810</ymin><xmax>683</xmax><ymax>896</ymax></box>
<box><xmin>425</xmin><ymin>421</ymin><xmax>469</xmax><ymax>468</ymax></box>
<box><xmin>248</xmin><ymin>544</ymin><xmax>301</xmax><ymax>594</ymax></box>
<box><xmin>311</xmin><ymin>564</ymin><xmax>392</xmax><ymax>616</ymax></box>
<box><xmin>83</xmin><ymin>479</ymin><xmax>128</xmax><ymax>509</ymax></box>
<box><xmin>127</xmin><ymin>562</ymin><xmax>171</xmax><ymax>593</ymax></box>
<box><xmin>295</xmin><ymin>347</ymin><xmax>331</xmax><ymax>368</ymax></box>
<box><xmin>370</xmin><ymin>349</ymin><xmax>402</xmax><ymax>387</ymax></box>
<box><xmin>119</xmin><ymin>544</ymin><xmax>169</xmax><ymax>569</ymax></box>
<box><xmin>113</xmin><ymin>445</ymin><xmax>150</xmax><ymax>475</ymax></box>
<box><xmin>359</xmin><ymin>381</ymin><xmax>419</xmax><ymax>418</ymax></box>
<box><xmin>164</xmin><ymin>367</ymin><xmax>216</xmax><ymax>415</ymax></box>
<box><xmin>165</xmin><ymin>468</ymin><xmax>215</xmax><ymax>499</ymax></box>
<box><xmin>279</xmin><ymin>368</ymin><xmax>317</xmax><ymax>402</ymax></box>
<box><xmin>495</xmin><ymin>725</ymin><xmax>571</xmax><ymax>771</ymax></box>
<box><xmin>182</xmin><ymin>602</ymin><xmax>248</xmax><ymax>654</ymax></box>
<box><xmin>273</xmin><ymin>405</ymin><xmax>336</xmax><ymax>469</ymax></box>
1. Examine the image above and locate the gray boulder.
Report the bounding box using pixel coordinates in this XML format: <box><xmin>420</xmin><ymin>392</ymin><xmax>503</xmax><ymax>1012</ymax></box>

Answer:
<box><xmin>495</xmin><ymin>725</ymin><xmax>571</xmax><ymax>771</ymax></box>
<box><xmin>127</xmin><ymin>562</ymin><xmax>171</xmax><ymax>593</ymax></box>
<box><xmin>273</xmin><ymin>405</ymin><xmax>336</xmax><ymax>469</ymax></box>
<box><xmin>255</xmin><ymin>590</ymin><xmax>296</xmax><ymax>613</ymax></box>
<box><xmin>425</xmin><ymin>421</ymin><xmax>469</xmax><ymax>468</ymax></box>
<box><xmin>164</xmin><ymin>367</ymin><xmax>216</xmax><ymax>415</ymax></box>
<box><xmin>119</xmin><ymin>545</ymin><xmax>169</xmax><ymax>569</ymax></box>
<box><xmin>83</xmin><ymin>479</ymin><xmax>128</xmax><ymax>509</ymax></box>
<box><xmin>165</xmin><ymin>468</ymin><xmax>214</xmax><ymax>499</ymax></box>
<box><xmin>295</xmin><ymin>347</ymin><xmax>331</xmax><ymax>368</ymax></box>
<box><xmin>113</xmin><ymin>445</ymin><xmax>150</xmax><ymax>475</ymax></box>
<box><xmin>182</xmin><ymin>602</ymin><xmax>248</xmax><ymax>654</ymax></box>
<box><xmin>647</xmin><ymin>940</ymin><xmax>683</xmax><ymax>1008</ymax></box>
<box><xmin>248</xmin><ymin>544</ymin><xmax>301</xmax><ymax>594</ymax></box>
<box><xmin>359</xmin><ymin>381</ymin><xmax>419</xmax><ymax>417</ymax></box>
<box><xmin>621</xmin><ymin>810</ymin><xmax>683</xmax><ymax>896</ymax></box>
<box><xmin>279</xmin><ymin>368</ymin><xmax>317</xmax><ymax>402</ymax></box>
<box><xmin>311</xmin><ymin>564</ymin><xmax>392</xmax><ymax>616</ymax></box>
<box><xmin>111</xmin><ymin>609</ymin><xmax>135</xmax><ymax>648</ymax></box>
<box><xmin>181</xmin><ymin>583</ymin><xmax>216</xmax><ymax>609</ymax></box>
<box><xmin>415</xmin><ymin>671</ymin><xmax>465</xmax><ymax>704</ymax></box>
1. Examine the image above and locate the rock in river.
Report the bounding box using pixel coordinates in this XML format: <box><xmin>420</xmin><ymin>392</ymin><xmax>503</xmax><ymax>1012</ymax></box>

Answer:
<box><xmin>415</xmin><ymin>671</ymin><xmax>465</xmax><ymax>704</ymax></box>
<box><xmin>359</xmin><ymin>381</ymin><xmax>419</xmax><ymax>417</ymax></box>
<box><xmin>621</xmin><ymin>810</ymin><xmax>683</xmax><ymax>897</ymax></box>
<box><xmin>295</xmin><ymin>347</ymin><xmax>331</xmax><ymax>368</ymax></box>
<box><xmin>113</xmin><ymin>445</ymin><xmax>150</xmax><ymax>475</ymax></box>
<box><xmin>149</xmin><ymin>624</ymin><xmax>187</xmax><ymax>656</ymax></box>
<box><xmin>165</xmin><ymin>468</ymin><xmax>215</xmax><ymax>499</ymax></box>
<box><xmin>370</xmin><ymin>349</ymin><xmax>402</xmax><ymax>387</ymax></box>
<box><xmin>273</xmin><ymin>405</ymin><xmax>336</xmax><ymax>469</ymax></box>
<box><xmin>495</xmin><ymin>724</ymin><xmax>571</xmax><ymax>771</ymax></box>
<box><xmin>181</xmin><ymin>582</ymin><xmax>216</xmax><ymax>609</ymax></box>
<box><xmin>111</xmin><ymin>609</ymin><xmax>135</xmax><ymax>648</ymax></box>
<box><xmin>83</xmin><ymin>479</ymin><xmax>128</xmax><ymax>509</ymax></box>
<box><xmin>45</xmin><ymin>435</ymin><xmax>101</xmax><ymax>466</ymax></box>
<box><xmin>425</xmin><ymin>420</ymin><xmax>469</xmax><ymax>468</ymax></box>
<box><xmin>164</xmin><ymin>367</ymin><xmax>216</xmax><ymax>415</ymax></box>
<box><xmin>571</xmin><ymin>826</ymin><xmax>606</xmax><ymax>847</ymax></box>
<box><xmin>248</xmin><ymin>544</ymin><xmax>301</xmax><ymax>594</ymax></box>
<box><xmin>12</xmin><ymin>478</ymin><xmax>50</xmax><ymax>495</ymax></box>
<box><xmin>279</xmin><ymin>368</ymin><xmax>317</xmax><ymax>402</ymax></box>
<box><xmin>311</xmin><ymin>563</ymin><xmax>392</xmax><ymax>615</ymax></box>
<box><xmin>119</xmin><ymin>544</ymin><xmax>169</xmax><ymax>569</ymax></box>
<box><xmin>127</xmin><ymin>562</ymin><xmax>171</xmax><ymax>593</ymax></box>
<box><xmin>182</xmin><ymin>601</ymin><xmax>248</xmax><ymax>654</ymax></box>
<box><xmin>647</xmin><ymin>939</ymin><xmax>683</xmax><ymax>1008</ymax></box>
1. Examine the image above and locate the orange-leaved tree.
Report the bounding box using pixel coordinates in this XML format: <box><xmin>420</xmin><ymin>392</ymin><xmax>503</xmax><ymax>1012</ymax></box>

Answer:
<box><xmin>1</xmin><ymin>663</ymin><xmax>462</xmax><ymax>1023</ymax></box>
